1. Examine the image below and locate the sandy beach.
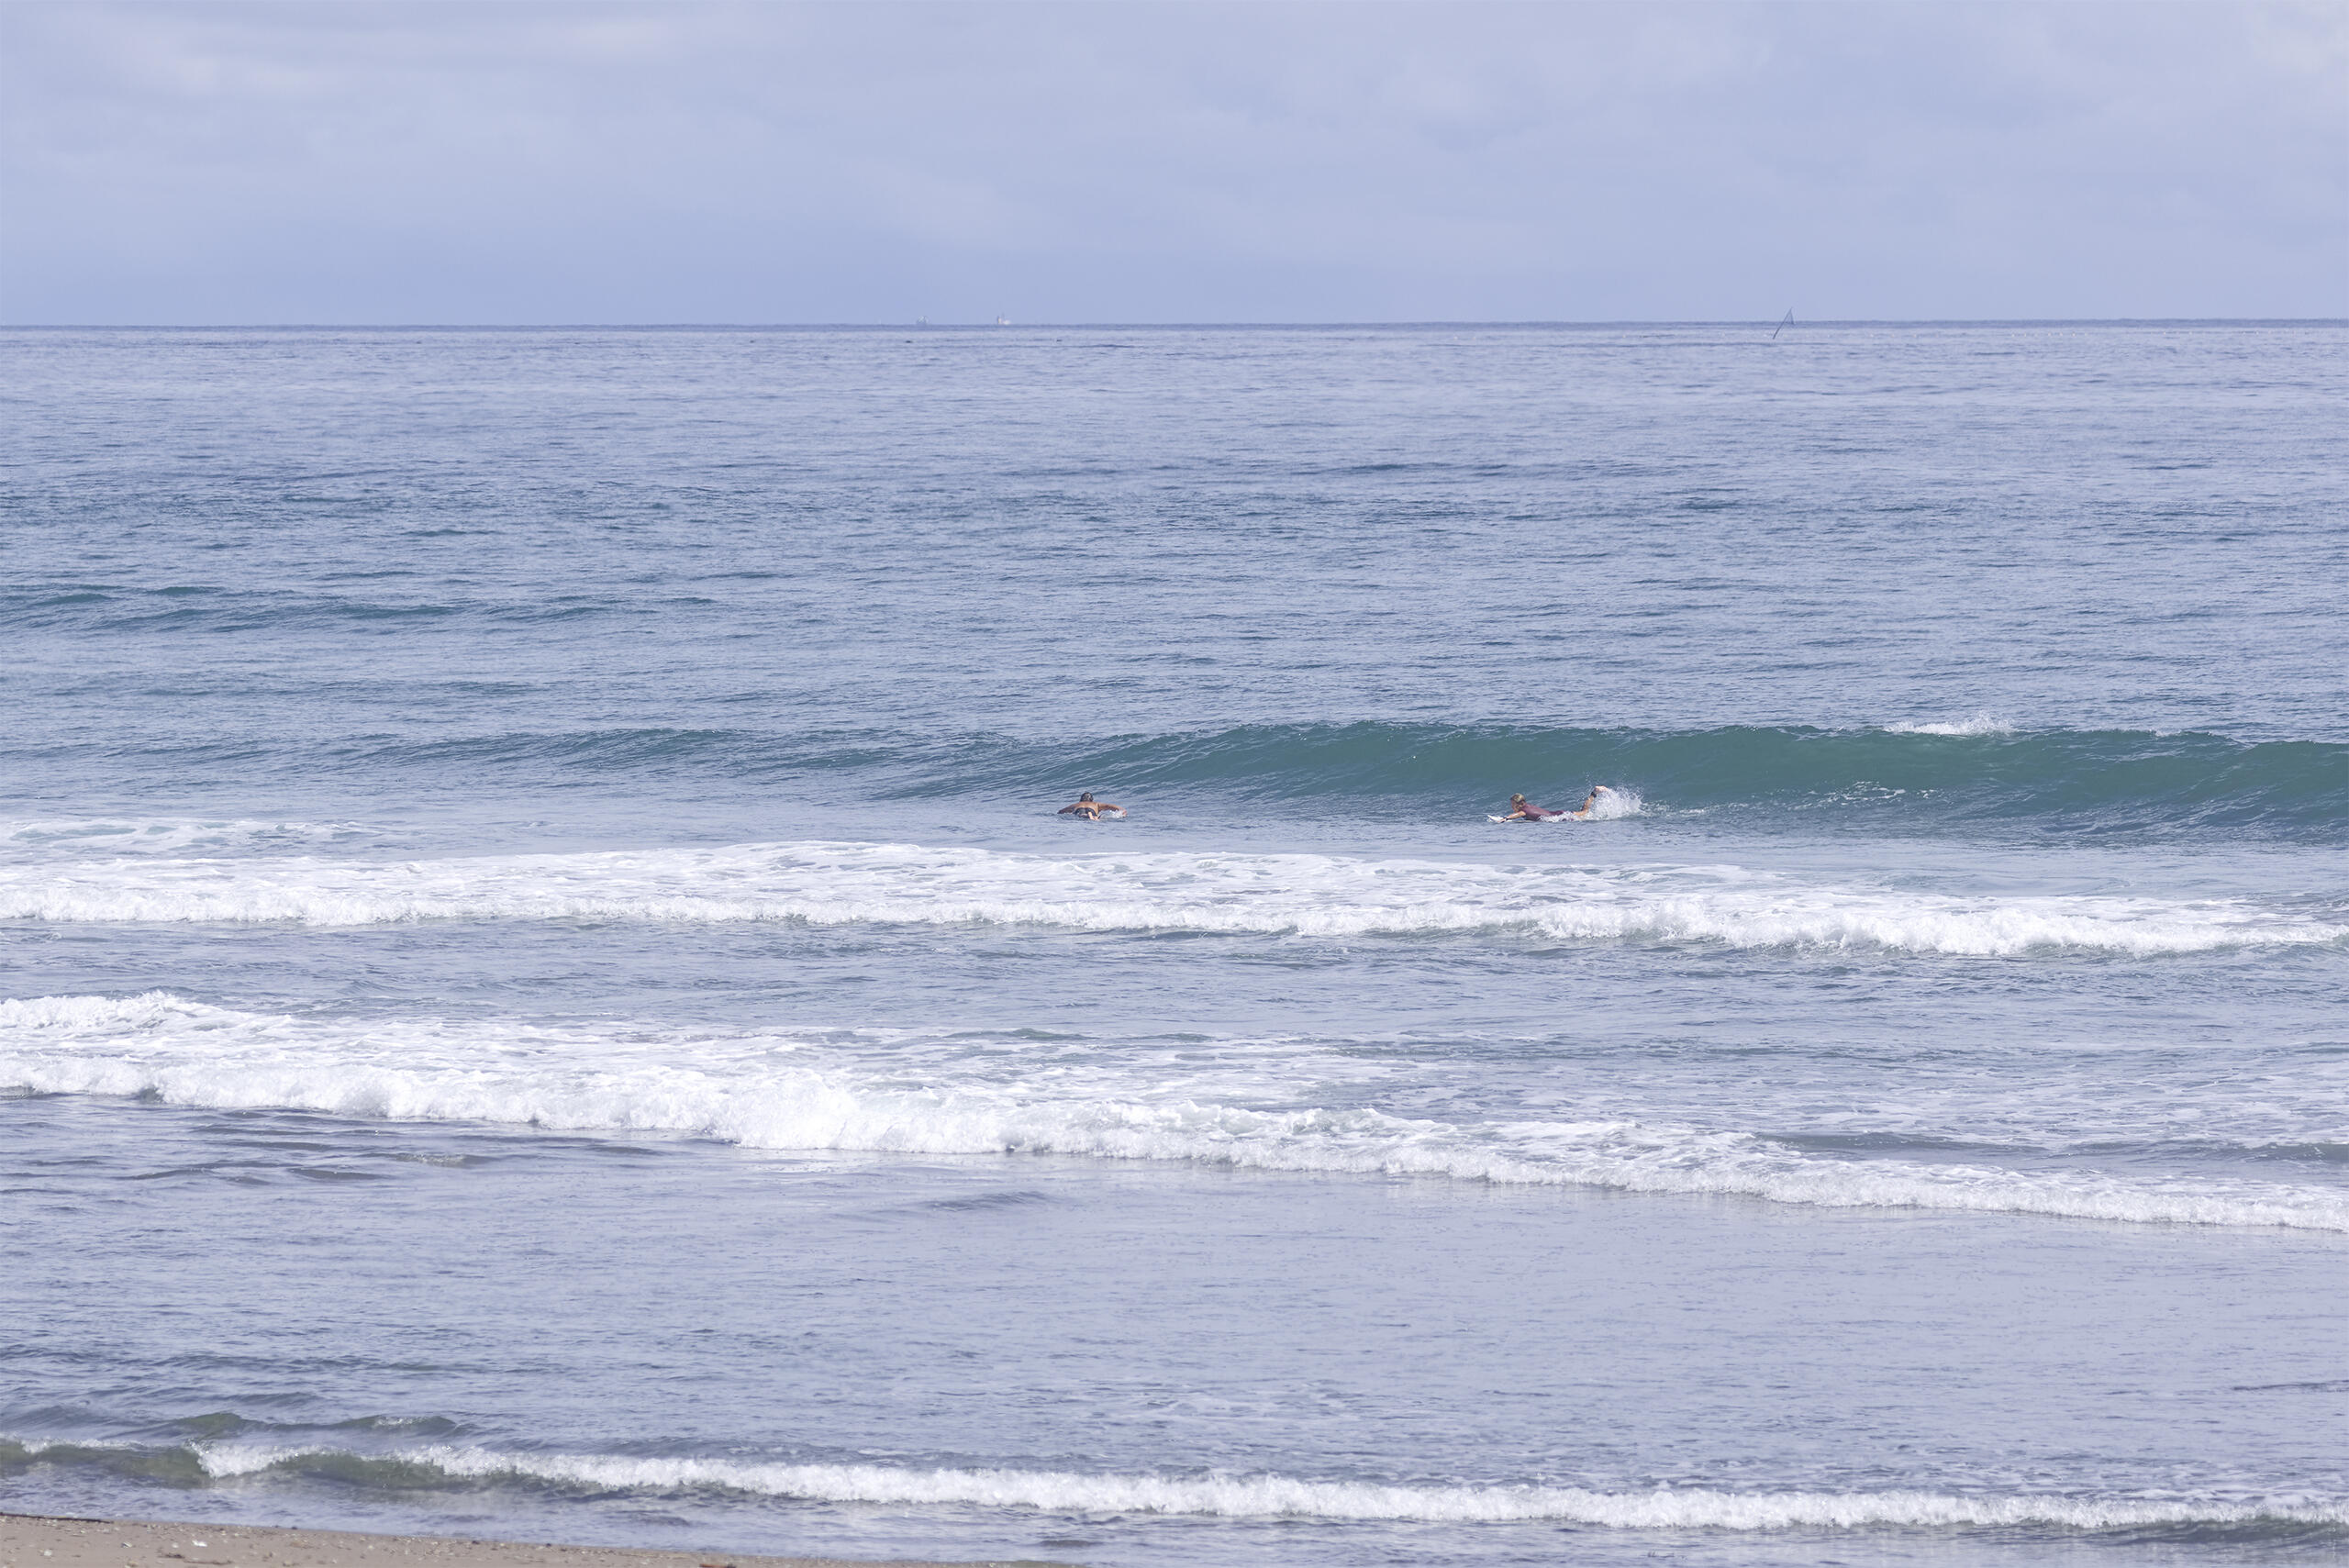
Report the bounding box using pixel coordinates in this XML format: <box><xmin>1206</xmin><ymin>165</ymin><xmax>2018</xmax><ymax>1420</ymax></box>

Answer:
<box><xmin>0</xmin><ymin>1516</ymin><xmax>1065</xmax><ymax>1568</ymax></box>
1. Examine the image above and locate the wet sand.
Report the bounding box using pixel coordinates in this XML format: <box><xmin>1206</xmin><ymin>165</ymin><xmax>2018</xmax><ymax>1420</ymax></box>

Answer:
<box><xmin>0</xmin><ymin>1516</ymin><xmax>1070</xmax><ymax>1568</ymax></box>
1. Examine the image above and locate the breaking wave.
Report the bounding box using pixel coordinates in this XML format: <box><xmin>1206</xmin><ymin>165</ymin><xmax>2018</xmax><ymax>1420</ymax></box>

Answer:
<box><xmin>1885</xmin><ymin>713</ymin><xmax>2018</xmax><ymax>737</ymax></box>
<box><xmin>6</xmin><ymin>994</ymin><xmax>2343</xmax><ymax>1230</ymax></box>
<box><xmin>1027</xmin><ymin>718</ymin><xmax>2343</xmax><ymax>833</ymax></box>
<box><xmin>3</xmin><ymin>840</ymin><xmax>2339</xmax><ymax>956</ymax></box>
<box><xmin>5</xmin><ymin>1436</ymin><xmax>2341</xmax><ymax>1532</ymax></box>
<box><xmin>0</xmin><ymin>816</ymin><xmax>390</xmax><ymax>856</ymax></box>
<box><xmin>23</xmin><ymin>722</ymin><xmax>2345</xmax><ymax>835</ymax></box>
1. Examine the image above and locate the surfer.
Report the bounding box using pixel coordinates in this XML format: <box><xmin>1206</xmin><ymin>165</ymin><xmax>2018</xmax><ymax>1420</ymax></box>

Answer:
<box><xmin>1501</xmin><ymin>794</ymin><xmax>1568</xmax><ymax>821</ymax></box>
<box><xmin>1501</xmin><ymin>787</ymin><xmax>1618</xmax><ymax>821</ymax></box>
<box><xmin>1058</xmin><ymin>792</ymin><xmax>1125</xmax><ymax>820</ymax></box>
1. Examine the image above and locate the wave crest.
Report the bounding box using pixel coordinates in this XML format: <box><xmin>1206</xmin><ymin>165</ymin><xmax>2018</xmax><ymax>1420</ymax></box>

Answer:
<box><xmin>1885</xmin><ymin>714</ymin><xmax>2017</xmax><ymax>737</ymax></box>
<box><xmin>2</xmin><ymin>841</ymin><xmax>2336</xmax><ymax>957</ymax></box>
<box><xmin>10</xmin><ymin>1437</ymin><xmax>2341</xmax><ymax>1531</ymax></box>
<box><xmin>21</xmin><ymin>722</ymin><xmax>2343</xmax><ymax>834</ymax></box>
<box><xmin>0</xmin><ymin>817</ymin><xmax>388</xmax><ymax>855</ymax></box>
<box><xmin>7</xmin><ymin>995</ymin><xmax>2343</xmax><ymax>1230</ymax></box>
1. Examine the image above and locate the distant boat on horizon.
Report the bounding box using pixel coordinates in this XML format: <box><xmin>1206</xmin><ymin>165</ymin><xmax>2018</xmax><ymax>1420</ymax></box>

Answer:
<box><xmin>996</xmin><ymin>314</ymin><xmax>1011</xmax><ymax>326</ymax></box>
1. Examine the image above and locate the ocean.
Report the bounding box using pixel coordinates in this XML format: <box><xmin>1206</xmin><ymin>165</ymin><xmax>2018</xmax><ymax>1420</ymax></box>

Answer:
<box><xmin>1</xmin><ymin>321</ymin><xmax>2343</xmax><ymax>1567</ymax></box>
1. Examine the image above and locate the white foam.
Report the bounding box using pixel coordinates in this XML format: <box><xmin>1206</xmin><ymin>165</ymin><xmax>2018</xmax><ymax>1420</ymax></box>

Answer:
<box><xmin>0</xmin><ymin>817</ymin><xmax>386</xmax><ymax>856</ymax></box>
<box><xmin>0</xmin><ymin>840</ymin><xmax>2334</xmax><ymax>957</ymax></box>
<box><xmin>1511</xmin><ymin>786</ymin><xmax>1643</xmax><ymax>820</ymax></box>
<box><xmin>172</xmin><ymin>1440</ymin><xmax>2349</xmax><ymax>1529</ymax></box>
<box><xmin>1886</xmin><ymin>714</ymin><xmax>2017</xmax><ymax>737</ymax></box>
<box><xmin>6</xmin><ymin>995</ymin><xmax>2343</xmax><ymax>1230</ymax></box>
<box><xmin>1581</xmin><ymin>784</ymin><xmax>1643</xmax><ymax>819</ymax></box>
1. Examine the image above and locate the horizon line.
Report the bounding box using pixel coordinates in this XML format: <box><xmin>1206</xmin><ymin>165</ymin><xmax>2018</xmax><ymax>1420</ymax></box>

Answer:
<box><xmin>5</xmin><ymin>317</ymin><xmax>2345</xmax><ymax>332</ymax></box>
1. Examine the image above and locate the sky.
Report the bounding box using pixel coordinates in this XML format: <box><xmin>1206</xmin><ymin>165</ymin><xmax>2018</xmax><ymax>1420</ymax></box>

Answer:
<box><xmin>2</xmin><ymin>1</ymin><xmax>2343</xmax><ymax>324</ymax></box>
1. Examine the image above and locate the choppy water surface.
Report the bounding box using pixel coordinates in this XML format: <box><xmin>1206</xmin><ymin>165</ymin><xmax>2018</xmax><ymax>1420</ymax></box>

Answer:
<box><xmin>3</xmin><ymin>324</ymin><xmax>2344</xmax><ymax>1566</ymax></box>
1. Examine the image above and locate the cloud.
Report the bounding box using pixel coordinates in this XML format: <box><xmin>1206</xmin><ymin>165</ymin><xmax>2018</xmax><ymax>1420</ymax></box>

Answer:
<box><xmin>3</xmin><ymin>0</ymin><xmax>2343</xmax><ymax>321</ymax></box>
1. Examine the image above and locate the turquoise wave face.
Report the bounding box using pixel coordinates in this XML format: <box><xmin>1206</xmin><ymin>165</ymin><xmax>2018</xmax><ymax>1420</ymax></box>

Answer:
<box><xmin>26</xmin><ymin>722</ymin><xmax>2333</xmax><ymax>837</ymax></box>
<box><xmin>1023</xmin><ymin>723</ymin><xmax>2349</xmax><ymax>833</ymax></box>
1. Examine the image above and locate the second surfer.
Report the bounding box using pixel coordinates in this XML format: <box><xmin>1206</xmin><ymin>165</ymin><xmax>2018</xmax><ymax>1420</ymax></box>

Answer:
<box><xmin>1501</xmin><ymin>786</ymin><xmax>1617</xmax><ymax>821</ymax></box>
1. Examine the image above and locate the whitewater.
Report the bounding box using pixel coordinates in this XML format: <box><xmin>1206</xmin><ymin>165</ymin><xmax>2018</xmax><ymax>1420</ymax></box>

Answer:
<box><xmin>6</xmin><ymin>990</ymin><xmax>2345</xmax><ymax>1231</ymax></box>
<box><xmin>6</xmin><ymin>838</ymin><xmax>2342</xmax><ymax>957</ymax></box>
<box><xmin>9</xmin><ymin>1436</ymin><xmax>2342</xmax><ymax>1534</ymax></box>
<box><xmin>4</xmin><ymin>321</ymin><xmax>2343</xmax><ymax>1568</ymax></box>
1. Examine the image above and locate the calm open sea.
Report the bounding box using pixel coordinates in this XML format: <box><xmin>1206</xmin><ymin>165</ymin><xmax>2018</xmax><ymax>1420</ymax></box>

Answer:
<box><xmin>2</xmin><ymin>323</ymin><xmax>2344</xmax><ymax>1567</ymax></box>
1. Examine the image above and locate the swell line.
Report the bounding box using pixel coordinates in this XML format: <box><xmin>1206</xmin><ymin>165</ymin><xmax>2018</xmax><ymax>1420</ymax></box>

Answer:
<box><xmin>13</xmin><ymin>721</ymin><xmax>2345</xmax><ymax>834</ymax></box>
<box><xmin>3</xmin><ymin>840</ymin><xmax>2338</xmax><ymax>956</ymax></box>
<box><xmin>7</xmin><ymin>1437</ymin><xmax>2341</xmax><ymax>1532</ymax></box>
<box><xmin>8</xmin><ymin>994</ymin><xmax>2343</xmax><ymax>1231</ymax></box>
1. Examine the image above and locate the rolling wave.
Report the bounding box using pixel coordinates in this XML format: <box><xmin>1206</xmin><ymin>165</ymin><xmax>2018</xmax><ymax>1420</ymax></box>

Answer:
<box><xmin>1886</xmin><ymin>713</ymin><xmax>2018</xmax><ymax>737</ymax></box>
<box><xmin>21</xmin><ymin>721</ymin><xmax>2346</xmax><ymax>834</ymax></box>
<box><xmin>2</xmin><ymin>840</ymin><xmax>2337</xmax><ymax>956</ymax></box>
<box><xmin>1026</xmin><ymin>720</ymin><xmax>2349</xmax><ymax>832</ymax></box>
<box><xmin>7</xmin><ymin>994</ymin><xmax>2343</xmax><ymax>1229</ymax></box>
<box><xmin>0</xmin><ymin>816</ymin><xmax>391</xmax><ymax>856</ymax></box>
<box><xmin>5</xmin><ymin>1436</ymin><xmax>2340</xmax><ymax>1532</ymax></box>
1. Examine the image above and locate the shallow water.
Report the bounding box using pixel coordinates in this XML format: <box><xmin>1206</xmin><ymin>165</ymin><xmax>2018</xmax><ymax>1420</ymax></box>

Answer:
<box><xmin>3</xmin><ymin>323</ymin><xmax>2344</xmax><ymax>1564</ymax></box>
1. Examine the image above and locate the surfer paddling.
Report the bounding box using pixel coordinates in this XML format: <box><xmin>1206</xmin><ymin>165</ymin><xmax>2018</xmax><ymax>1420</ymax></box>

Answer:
<box><xmin>1501</xmin><ymin>786</ymin><xmax>1619</xmax><ymax>821</ymax></box>
<box><xmin>1057</xmin><ymin>792</ymin><xmax>1126</xmax><ymax>820</ymax></box>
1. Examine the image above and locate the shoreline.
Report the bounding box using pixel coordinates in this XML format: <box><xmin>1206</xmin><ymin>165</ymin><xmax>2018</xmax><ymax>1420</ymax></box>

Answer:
<box><xmin>0</xmin><ymin>1515</ymin><xmax>1069</xmax><ymax>1568</ymax></box>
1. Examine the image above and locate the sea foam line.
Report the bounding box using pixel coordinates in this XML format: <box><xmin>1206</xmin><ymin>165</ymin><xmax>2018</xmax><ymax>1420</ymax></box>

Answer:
<box><xmin>54</xmin><ymin>1440</ymin><xmax>2322</xmax><ymax>1530</ymax></box>
<box><xmin>0</xmin><ymin>816</ymin><xmax>388</xmax><ymax>854</ymax></box>
<box><xmin>6</xmin><ymin>994</ymin><xmax>2344</xmax><ymax>1231</ymax></box>
<box><xmin>1885</xmin><ymin>714</ymin><xmax>2018</xmax><ymax>737</ymax></box>
<box><xmin>1</xmin><ymin>840</ymin><xmax>2337</xmax><ymax>957</ymax></box>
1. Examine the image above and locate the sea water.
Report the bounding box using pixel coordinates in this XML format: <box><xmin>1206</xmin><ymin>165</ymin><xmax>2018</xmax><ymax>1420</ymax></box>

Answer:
<box><xmin>1</xmin><ymin>323</ymin><xmax>2343</xmax><ymax>1566</ymax></box>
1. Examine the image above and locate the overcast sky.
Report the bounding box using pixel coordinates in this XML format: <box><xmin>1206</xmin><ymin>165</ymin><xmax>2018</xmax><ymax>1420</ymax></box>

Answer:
<box><xmin>3</xmin><ymin>1</ymin><xmax>2343</xmax><ymax>324</ymax></box>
